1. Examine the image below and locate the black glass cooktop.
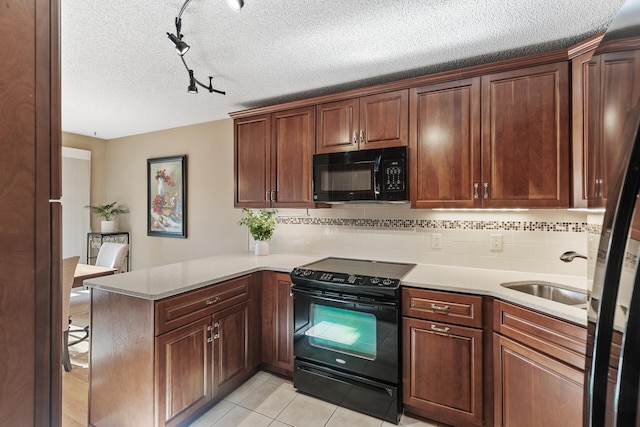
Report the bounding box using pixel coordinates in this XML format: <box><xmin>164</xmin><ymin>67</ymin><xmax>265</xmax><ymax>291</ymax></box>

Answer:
<box><xmin>300</xmin><ymin>257</ymin><xmax>416</xmax><ymax>279</ymax></box>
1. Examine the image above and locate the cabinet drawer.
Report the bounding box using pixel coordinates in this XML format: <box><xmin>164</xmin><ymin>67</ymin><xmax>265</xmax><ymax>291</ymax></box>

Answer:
<box><xmin>493</xmin><ymin>300</ymin><xmax>587</xmax><ymax>370</ymax></box>
<box><xmin>155</xmin><ymin>275</ymin><xmax>251</xmax><ymax>335</ymax></box>
<box><xmin>402</xmin><ymin>288</ymin><xmax>483</xmax><ymax>328</ymax></box>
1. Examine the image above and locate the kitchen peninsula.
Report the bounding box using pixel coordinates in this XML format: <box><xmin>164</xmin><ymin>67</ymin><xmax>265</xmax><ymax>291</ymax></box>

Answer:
<box><xmin>85</xmin><ymin>252</ymin><xmax>587</xmax><ymax>427</ymax></box>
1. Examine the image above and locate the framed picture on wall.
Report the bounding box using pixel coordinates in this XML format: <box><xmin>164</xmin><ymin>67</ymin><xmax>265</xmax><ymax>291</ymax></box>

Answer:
<box><xmin>147</xmin><ymin>155</ymin><xmax>187</xmax><ymax>238</ymax></box>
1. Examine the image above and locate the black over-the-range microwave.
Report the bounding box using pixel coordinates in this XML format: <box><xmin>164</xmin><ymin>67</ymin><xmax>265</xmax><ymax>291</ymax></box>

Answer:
<box><xmin>312</xmin><ymin>146</ymin><xmax>408</xmax><ymax>203</ymax></box>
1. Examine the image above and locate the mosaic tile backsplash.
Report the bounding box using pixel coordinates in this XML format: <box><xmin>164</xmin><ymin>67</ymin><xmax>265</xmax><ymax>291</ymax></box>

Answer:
<box><xmin>259</xmin><ymin>206</ymin><xmax>597</xmax><ymax>277</ymax></box>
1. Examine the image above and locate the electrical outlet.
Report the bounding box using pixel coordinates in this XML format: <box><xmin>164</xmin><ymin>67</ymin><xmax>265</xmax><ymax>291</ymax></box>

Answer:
<box><xmin>490</xmin><ymin>234</ymin><xmax>503</xmax><ymax>252</ymax></box>
<box><xmin>432</xmin><ymin>233</ymin><xmax>443</xmax><ymax>249</ymax></box>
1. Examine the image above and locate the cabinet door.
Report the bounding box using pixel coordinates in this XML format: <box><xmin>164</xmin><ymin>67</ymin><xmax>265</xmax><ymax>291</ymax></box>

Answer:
<box><xmin>316</xmin><ymin>98</ymin><xmax>359</xmax><ymax>154</ymax></box>
<box><xmin>403</xmin><ymin>317</ymin><xmax>483</xmax><ymax>427</ymax></box>
<box><xmin>271</xmin><ymin>106</ymin><xmax>316</xmax><ymax>207</ymax></box>
<box><xmin>481</xmin><ymin>62</ymin><xmax>569</xmax><ymax>208</ymax></box>
<box><xmin>594</xmin><ymin>50</ymin><xmax>640</xmax><ymax>208</ymax></box>
<box><xmin>494</xmin><ymin>334</ymin><xmax>583</xmax><ymax>427</ymax></box>
<box><xmin>212</xmin><ymin>301</ymin><xmax>250</xmax><ymax>397</ymax></box>
<box><xmin>410</xmin><ymin>79</ymin><xmax>481</xmax><ymax>208</ymax></box>
<box><xmin>235</xmin><ymin>114</ymin><xmax>271</xmax><ymax>207</ymax></box>
<box><xmin>571</xmin><ymin>49</ymin><xmax>597</xmax><ymax>208</ymax></box>
<box><xmin>261</xmin><ymin>272</ymin><xmax>294</xmax><ymax>376</ymax></box>
<box><xmin>359</xmin><ymin>89</ymin><xmax>409</xmax><ymax>150</ymax></box>
<box><xmin>156</xmin><ymin>317</ymin><xmax>212</xmax><ymax>427</ymax></box>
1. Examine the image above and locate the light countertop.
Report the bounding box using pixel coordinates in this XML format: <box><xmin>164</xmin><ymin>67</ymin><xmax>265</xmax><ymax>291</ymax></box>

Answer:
<box><xmin>85</xmin><ymin>252</ymin><xmax>587</xmax><ymax>325</ymax></box>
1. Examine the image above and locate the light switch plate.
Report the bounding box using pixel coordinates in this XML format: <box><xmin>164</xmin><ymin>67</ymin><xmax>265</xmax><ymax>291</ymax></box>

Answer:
<box><xmin>490</xmin><ymin>234</ymin><xmax>503</xmax><ymax>252</ymax></box>
<box><xmin>432</xmin><ymin>233</ymin><xmax>443</xmax><ymax>249</ymax></box>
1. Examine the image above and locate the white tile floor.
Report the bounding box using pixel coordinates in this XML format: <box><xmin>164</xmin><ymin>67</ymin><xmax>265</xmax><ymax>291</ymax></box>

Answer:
<box><xmin>188</xmin><ymin>371</ymin><xmax>445</xmax><ymax>427</ymax></box>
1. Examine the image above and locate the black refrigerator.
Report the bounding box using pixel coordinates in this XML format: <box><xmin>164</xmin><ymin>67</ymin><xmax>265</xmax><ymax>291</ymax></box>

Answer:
<box><xmin>585</xmin><ymin>0</ymin><xmax>640</xmax><ymax>425</ymax></box>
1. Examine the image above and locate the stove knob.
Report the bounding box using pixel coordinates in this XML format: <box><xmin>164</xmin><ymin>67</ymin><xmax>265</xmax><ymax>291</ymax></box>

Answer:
<box><xmin>370</xmin><ymin>277</ymin><xmax>380</xmax><ymax>285</ymax></box>
<box><xmin>303</xmin><ymin>270</ymin><xmax>313</xmax><ymax>276</ymax></box>
<box><xmin>382</xmin><ymin>279</ymin><xmax>393</xmax><ymax>286</ymax></box>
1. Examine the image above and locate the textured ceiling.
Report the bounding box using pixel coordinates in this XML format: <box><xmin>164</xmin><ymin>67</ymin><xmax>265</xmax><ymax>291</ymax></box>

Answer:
<box><xmin>61</xmin><ymin>0</ymin><xmax>625</xmax><ymax>140</ymax></box>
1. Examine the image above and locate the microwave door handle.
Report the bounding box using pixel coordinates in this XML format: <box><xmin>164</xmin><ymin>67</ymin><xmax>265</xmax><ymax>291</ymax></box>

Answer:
<box><xmin>374</xmin><ymin>155</ymin><xmax>381</xmax><ymax>197</ymax></box>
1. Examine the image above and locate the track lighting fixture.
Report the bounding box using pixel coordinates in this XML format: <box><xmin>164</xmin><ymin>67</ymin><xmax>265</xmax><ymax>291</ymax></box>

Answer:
<box><xmin>167</xmin><ymin>0</ymin><xmax>244</xmax><ymax>94</ymax></box>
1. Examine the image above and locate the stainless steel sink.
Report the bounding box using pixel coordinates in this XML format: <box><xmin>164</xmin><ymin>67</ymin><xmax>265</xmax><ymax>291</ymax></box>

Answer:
<box><xmin>501</xmin><ymin>281</ymin><xmax>588</xmax><ymax>306</ymax></box>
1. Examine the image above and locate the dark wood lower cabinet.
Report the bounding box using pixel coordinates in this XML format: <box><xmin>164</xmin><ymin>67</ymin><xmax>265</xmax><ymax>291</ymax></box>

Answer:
<box><xmin>403</xmin><ymin>317</ymin><xmax>484</xmax><ymax>427</ymax></box>
<box><xmin>261</xmin><ymin>271</ymin><xmax>294</xmax><ymax>376</ymax></box>
<box><xmin>213</xmin><ymin>301</ymin><xmax>251</xmax><ymax>396</ymax></box>
<box><xmin>89</xmin><ymin>274</ymin><xmax>260</xmax><ymax>427</ymax></box>
<box><xmin>494</xmin><ymin>334</ymin><xmax>583</xmax><ymax>427</ymax></box>
<box><xmin>156</xmin><ymin>317</ymin><xmax>212</xmax><ymax>427</ymax></box>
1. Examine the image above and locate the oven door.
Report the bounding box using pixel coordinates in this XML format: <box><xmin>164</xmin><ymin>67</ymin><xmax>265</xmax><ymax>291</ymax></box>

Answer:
<box><xmin>292</xmin><ymin>287</ymin><xmax>399</xmax><ymax>385</ymax></box>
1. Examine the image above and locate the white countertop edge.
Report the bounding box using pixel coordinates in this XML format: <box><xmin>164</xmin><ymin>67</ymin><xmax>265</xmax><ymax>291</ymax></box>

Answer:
<box><xmin>85</xmin><ymin>252</ymin><xmax>587</xmax><ymax>325</ymax></box>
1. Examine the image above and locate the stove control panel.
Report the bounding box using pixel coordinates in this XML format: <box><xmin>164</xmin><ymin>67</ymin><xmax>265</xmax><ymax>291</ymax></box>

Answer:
<box><xmin>291</xmin><ymin>268</ymin><xmax>400</xmax><ymax>288</ymax></box>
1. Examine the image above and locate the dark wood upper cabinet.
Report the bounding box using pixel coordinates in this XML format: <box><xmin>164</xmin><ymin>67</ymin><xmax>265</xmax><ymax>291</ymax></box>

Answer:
<box><xmin>481</xmin><ymin>62</ymin><xmax>570</xmax><ymax>208</ymax></box>
<box><xmin>316</xmin><ymin>98</ymin><xmax>359</xmax><ymax>153</ymax></box>
<box><xmin>587</xmin><ymin>50</ymin><xmax>640</xmax><ymax>208</ymax></box>
<box><xmin>571</xmin><ymin>49</ymin><xmax>597</xmax><ymax>208</ymax></box>
<box><xmin>410</xmin><ymin>78</ymin><xmax>482</xmax><ymax>208</ymax></box>
<box><xmin>234</xmin><ymin>114</ymin><xmax>271</xmax><ymax>207</ymax></box>
<box><xmin>271</xmin><ymin>106</ymin><xmax>316</xmax><ymax>207</ymax></box>
<box><xmin>234</xmin><ymin>106</ymin><xmax>316</xmax><ymax>208</ymax></box>
<box><xmin>316</xmin><ymin>90</ymin><xmax>408</xmax><ymax>154</ymax></box>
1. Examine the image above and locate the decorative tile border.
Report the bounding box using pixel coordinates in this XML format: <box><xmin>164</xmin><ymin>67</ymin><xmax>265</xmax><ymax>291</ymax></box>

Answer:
<box><xmin>276</xmin><ymin>216</ymin><xmax>588</xmax><ymax>232</ymax></box>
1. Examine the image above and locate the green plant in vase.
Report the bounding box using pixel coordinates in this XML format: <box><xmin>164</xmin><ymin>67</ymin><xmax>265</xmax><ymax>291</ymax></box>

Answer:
<box><xmin>238</xmin><ymin>208</ymin><xmax>277</xmax><ymax>255</ymax></box>
<box><xmin>86</xmin><ymin>201</ymin><xmax>130</xmax><ymax>232</ymax></box>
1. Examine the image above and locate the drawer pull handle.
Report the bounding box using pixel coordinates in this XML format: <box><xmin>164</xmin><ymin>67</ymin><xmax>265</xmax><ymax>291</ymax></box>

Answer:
<box><xmin>473</xmin><ymin>183</ymin><xmax>479</xmax><ymax>199</ymax></box>
<box><xmin>483</xmin><ymin>182</ymin><xmax>489</xmax><ymax>199</ymax></box>
<box><xmin>353</xmin><ymin>130</ymin><xmax>358</xmax><ymax>144</ymax></box>
<box><xmin>430</xmin><ymin>303</ymin><xmax>450</xmax><ymax>313</ymax></box>
<box><xmin>206</xmin><ymin>296</ymin><xmax>222</xmax><ymax>305</ymax></box>
<box><xmin>213</xmin><ymin>322</ymin><xmax>220</xmax><ymax>340</ymax></box>
<box><xmin>431</xmin><ymin>325</ymin><xmax>451</xmax><ymax>334</ymax></box>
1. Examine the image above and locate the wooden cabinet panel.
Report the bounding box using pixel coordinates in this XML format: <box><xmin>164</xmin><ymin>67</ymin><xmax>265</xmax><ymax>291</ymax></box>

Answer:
<box><xmin>316</xmin><ymin>98</ymin><xmax>359</xmax><ymax>153</ymax></box>
<box><xmin>571</xmin><ymin>49</ymin><xmax>597</xmax><ymax>208</ymax></box>
<box><xmin>360</xmin><ymin>90</ymin><xmax>409</xmax><ymax>150</ymax></box>
<box><xmin>261</xmin><ymin>271</ymin><xmax>294</xmax><ymax>376</ymax></box>
<box><xmin>403</xmin><ymin>288</ymin><xmax>483</xmax><ymax>328</ymax></box>
<box><xmin>403</xmin><ymin>317</ymin><xmax>484</xmax><ymax>427</ymax></box>
<box><xmin>410</xmin><ymin>78</ymin><xmax>481</xmax><ymax>208</ymax></box>
<box><xmin>494</xmin><ymin>334</ymin><xmax>583</xmax><ymax>427</ymax></box>
<box><xmin>155</xmin><ymin>275</ymin><xmax>251</xmax><ymax>336</ymax></box>
<box><xmin>235</xmin><ymin>114</ymin><xmax>271</xmax><ymax>207</ymax></box>
<box><xmin>271</xmin><ymin>106</ymin><xmax>316</xmax><ymax>207</ymax></box>
<box><xmin>156</xmin><ymin>317</ymin><xmax>212</xmax><ymax>427</ymax></box>
<box><xmin>481</xmin><ymin>62</ymin><xmax>569</xmax><ymax>208</ymax></box>
<box><xmin>316</xmin><ymin>90</ymin><xmax>408</xmax><ymax>154</ymax></box>
<box><xmin>213</xmin><ymin>301</ymin><xmax>250</xmax><ymax>396</ymax></box>
<box><xmin>587</xmin><ymin>50</ymin><xmax>640</xmax><ymax>208</ymax></box>
<box><xmin>493</xmin><ymin>300</ymin><xmax>586</xmax><ymax>369</ymax></box>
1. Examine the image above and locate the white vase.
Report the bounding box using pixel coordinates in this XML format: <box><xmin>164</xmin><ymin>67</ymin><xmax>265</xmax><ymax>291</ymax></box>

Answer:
<box><xmin>101</xmin><ymin>220</ymin><xmax>115</xmax><ymax>233</ymax></box>
<box><xmin>255</xmin><ymin>240</ymin><xmax>269</xmax><ymax>256</ymax></box>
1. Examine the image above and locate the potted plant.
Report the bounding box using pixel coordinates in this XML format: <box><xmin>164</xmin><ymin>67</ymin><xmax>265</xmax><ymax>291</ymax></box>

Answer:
<box><xmin>86</xmin><ymin>201</ymin><xmax>130</xmax><ymax>233</ymax></box>
<box><xmin>238</xmin><ymin>208</ymin><xmax>277</xmax><ymax>255</ymax></box>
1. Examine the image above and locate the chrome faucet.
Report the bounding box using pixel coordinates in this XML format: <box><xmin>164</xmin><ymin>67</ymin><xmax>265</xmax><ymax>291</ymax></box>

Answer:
<box><xmin>560</xmin><ymin>251</ymin><xmax>588</xmax><ymax>262</ymax></box>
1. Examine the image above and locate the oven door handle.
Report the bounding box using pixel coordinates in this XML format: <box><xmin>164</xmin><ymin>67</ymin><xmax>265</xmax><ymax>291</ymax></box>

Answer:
<box><xmin>291</xmin><ymin>286</ymin><xmax>397</xmax><ymax>307</ymax></box>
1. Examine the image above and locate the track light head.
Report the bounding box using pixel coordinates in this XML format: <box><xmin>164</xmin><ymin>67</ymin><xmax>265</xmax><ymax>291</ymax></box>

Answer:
<box><xmin>167</xmin><ymin>32</ymin><xmax>190</xmax><ymax>56</ymax></box>
<box><xmin>188</xmin><ymin>70</ymin><xmax>198</xmax><ymax>93</ymax></box>
<box><xmin>226</xmin><ymin>0</ymin><xmax>244</xmax><ymax>11</ymax></box>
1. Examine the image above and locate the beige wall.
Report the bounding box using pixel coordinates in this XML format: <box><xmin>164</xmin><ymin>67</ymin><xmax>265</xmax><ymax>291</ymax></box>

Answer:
<box><xmin>105</xmin><ymin>119</ymin><xmax>246</xmax><ymax>269</ymax></box>
<box><xmin>63</xmin><ymin>120</ymin><xmax>247</xmax><ymax>269</ymax></box>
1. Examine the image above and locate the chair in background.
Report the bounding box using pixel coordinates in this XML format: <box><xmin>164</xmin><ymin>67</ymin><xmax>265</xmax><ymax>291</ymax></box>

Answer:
<box><xmin>61</xmin><ymin>255</ymin><xmax>80</xmax><ymax>372</ymax></box>
<box><xmin>95</xmin><ymin>242</ymin><xmax>129</xmax><ymax>273</ymax></box>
